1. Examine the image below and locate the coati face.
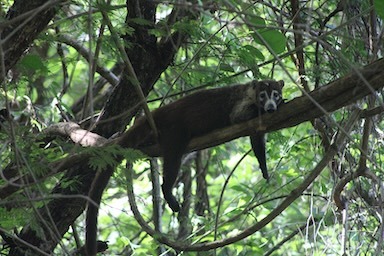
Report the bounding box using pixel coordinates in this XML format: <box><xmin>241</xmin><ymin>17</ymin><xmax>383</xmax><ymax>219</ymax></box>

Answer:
<box><xmin>256</xmin><ymin>80</ymin><xmax>284</xmax><ymax>113</ymax></box>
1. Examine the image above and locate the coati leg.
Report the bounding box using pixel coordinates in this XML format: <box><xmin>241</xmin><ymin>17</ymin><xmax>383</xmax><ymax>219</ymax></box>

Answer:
<box><xmin>160</xmin><ymin>131</ymin><xmax>189</xmax><ymax>212</ymax></box>
<box><xmin>250</xmin><ymin>133</ymin><xmax>269</xmax><ymax>180</ymax></box>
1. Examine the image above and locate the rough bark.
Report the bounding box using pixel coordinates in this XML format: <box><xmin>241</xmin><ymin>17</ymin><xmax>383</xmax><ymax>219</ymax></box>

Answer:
<box><xmin>191</xmin><ymin>58</ymin><xmax>384</xmax><ymax>151</ymax></box>
<box><xmin>3</xmin><ymin>63</ymin><xmax>384</xmax><ymax>201</ymax></box>
<box><xmin>5</xmin><ymin>1</ymin><xmax>190</xmax><ymax>255</ymax></box>
<box><xmin>132</xmin><ymin>58</ymin><xmax>384</xmax><ymax>156</ymax></box>
<box><xmin>2</xmin><ymin>0</ymin><xmax>384</xmax><ymax>254</ymax></box>
<box><xmin>0</xmin><ymin>0</ymin><xmax>64</xmax><ymax>78</ymax></box>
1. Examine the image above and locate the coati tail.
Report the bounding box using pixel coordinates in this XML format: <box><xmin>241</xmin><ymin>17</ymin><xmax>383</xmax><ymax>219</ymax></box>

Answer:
<box><xmin>159</xmin><ymin>129</ymin><xmax>189</xmax><ymax>212</ymax></box>
<box><xmin>250</xmin><ymin>133</ymin><xmax>269</xmax><ymax>180</ymax></box>
<box><xmin>162</xmin><ymin>184</ymin><xmax>181</xmax><ymax>212</ymax></box>
<box><xmin>162</xmin><ymin>153</ymin><xmax>183</xmax><ymax>212</ymax></box>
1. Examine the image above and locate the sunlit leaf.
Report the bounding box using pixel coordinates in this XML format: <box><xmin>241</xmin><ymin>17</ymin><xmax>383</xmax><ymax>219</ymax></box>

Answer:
<box><xmin>252</xmin><ymin>29</ymin><xmax>287</xmax><ymax>54</ymax></box>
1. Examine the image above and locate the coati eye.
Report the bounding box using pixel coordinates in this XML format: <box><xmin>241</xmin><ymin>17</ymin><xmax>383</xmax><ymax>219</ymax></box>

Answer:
<box><xmin>271</xmin><ymin>90</ymin><xmax>280</xmax><ymax>101</ymax></box>
<box><xmin>259</xmin><ymin>91</ymin><xmax>267</xmax><ymax>102</ymax></box>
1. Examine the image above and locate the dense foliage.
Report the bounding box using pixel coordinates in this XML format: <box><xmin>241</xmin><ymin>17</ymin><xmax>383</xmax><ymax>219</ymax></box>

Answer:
<box><xmin>0</xmin><ymin>0</ymin><xmax>384</xmax><ymax>255</ymax></box>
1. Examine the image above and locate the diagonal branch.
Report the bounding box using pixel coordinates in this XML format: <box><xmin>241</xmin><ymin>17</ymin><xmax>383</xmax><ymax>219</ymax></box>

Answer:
<box><xmin>133</xmin><ymin>58</ymin><xmax>384</xmax><ymax>156</ymax></box>
<box><xmin>56</xmin><ymin>35</ymin><xmax>119</xmax><ymax>86</ymax></box>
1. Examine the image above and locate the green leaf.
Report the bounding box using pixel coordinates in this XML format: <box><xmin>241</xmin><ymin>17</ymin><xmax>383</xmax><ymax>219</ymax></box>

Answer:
<box><xmin>252</xmin><ymin>29</ymin><xmax>287</xmax><ymax>54</ymax></box>
<box><xmin>238</xmin><ymin>48</ymin><xmax>257</xmax><ymax>68</ymax></box>
<box><xmin>231</xmin><ymin>184</ymin><xmax>251</xmax><ymax>194</ymax></box>
<box><xmin>219</xmin><ymin>63</ymin><xmax>235</xmax><ymax>72</ymax></box>
<box><xmin>173</xmin><ymin>20</ymin><xmax>198</xmax><ymax>35</ymax></box>
<box><xmin>237</xmin><ymin>45</ymin><xmax>264</xmax><ymax>70</ymax></box>
<box><xmin>148</xmin><ymin>28</ymin><xmax>168</xmax><ymax>37</ymax></box>
<box><xmin>19</xmin><ymin>54</ymin><xmax>48</xmax><ymax>73</ymax></box>
<box><xmin>247</xmin><ymin>16</ymin><xmax>266</xmax><ymax>27</ymax></box>
<box><xmin>243</xmin><ymin>45</ymin><xmax>265</xmax><ymax>61</ymax></box>
<box><xmin>0</xmin><ymin>208</ymin><xmax>28</xmax><ymax>229</ymax></box>
<box><xmin>87</xmin><ymin>145</ymin><xmax>145</xmax><ymax>172</ymax></box>
<box><xmin>128</xmin><ymin>18</ymin><xmax>153</xmax><ymax>26</ymax></box>
<box><xmin>374</xmin><ymin>0</ymin><xmax>384</xmax><ymax>20</ymax></box>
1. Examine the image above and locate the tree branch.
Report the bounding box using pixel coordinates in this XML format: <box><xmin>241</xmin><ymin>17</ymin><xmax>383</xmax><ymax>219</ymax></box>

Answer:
<box><xmin>131</xmin><ymin>58</ymin><xmax>384</xmax><ymax>156</ymax></box>
<box><xmin>44</xmin><ymin>122</ymin><xmax>108</xmax><ymax>147</ymax></box>
<box><xmin>2</xmin><ymin>58</ymin><xmax>384</xmax><ymax>201</ymax></box>
<box><xmin>56</xmin><ymin>35</ymin><xmax>119</xmax><ymax>86</ymax></box>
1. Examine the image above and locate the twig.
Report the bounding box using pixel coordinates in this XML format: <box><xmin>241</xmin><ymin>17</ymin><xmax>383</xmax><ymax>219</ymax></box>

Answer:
<box><xmin>57</xmin><ymin>35</ymin><xmax>119</xmax><ymax>86</ymax></box>
<box><xmin>264</xmin><ymin>218</ymin><xmax>316</xmax><ymax>256</ymax></box>
<box><xmin>99</xmin><ymin>4</ymin><xmax>159</xmax><ymax>139</ymax></box>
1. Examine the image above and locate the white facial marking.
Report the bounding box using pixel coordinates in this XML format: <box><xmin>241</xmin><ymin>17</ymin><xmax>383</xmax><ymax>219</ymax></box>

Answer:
<box><xmin>261</xmin><ymin>89</ymin><xmax>281</xmax><ymax>113</ymax></box>
<box><xmin>271</xmin><ymin>90</ymin><xmax>281</xmax><ymax>102</ymax></box>
<box><xmin>259</xmin><ymin>91</ymin><xmax>267</xmax><ymax>101</ymax></box>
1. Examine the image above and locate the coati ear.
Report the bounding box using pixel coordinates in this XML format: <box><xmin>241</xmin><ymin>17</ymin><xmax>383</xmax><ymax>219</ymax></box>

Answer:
<box><xmin>251</xmin><ymin>80</ymin><xmax>260</xmax><ymax>88</ymax></box>
<box><xmin>278</xmin><ymin>80</ymin><xmax>284</xmax><ymax>89</ymax></box>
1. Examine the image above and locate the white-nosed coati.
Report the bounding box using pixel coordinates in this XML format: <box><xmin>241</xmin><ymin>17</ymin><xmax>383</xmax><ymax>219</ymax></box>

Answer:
<box><xmin>120</xmin><ymin>80</ymin><xmax>284</xmax><ymax>212</ymax></box>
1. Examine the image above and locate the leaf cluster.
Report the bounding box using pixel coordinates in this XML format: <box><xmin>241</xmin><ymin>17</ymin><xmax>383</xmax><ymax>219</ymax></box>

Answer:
<box><xmin>1</xmin><ymin>0</ymin><xmax>384</xmax><ymax>255</ymax></box>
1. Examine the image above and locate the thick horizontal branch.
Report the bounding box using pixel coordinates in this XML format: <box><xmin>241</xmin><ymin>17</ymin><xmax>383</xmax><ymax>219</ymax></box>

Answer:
<box><xmin>139</xmin><ymin>58</ymin><xmax>384</xmax><ymax>156</ymax></box>
<box><xmin>2</xmin><ymin>59</ymin><xmax>383</xmax><ymax>199</ymax></box>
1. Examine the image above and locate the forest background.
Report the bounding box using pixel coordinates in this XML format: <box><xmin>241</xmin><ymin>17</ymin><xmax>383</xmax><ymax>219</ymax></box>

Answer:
<box><xmin>1</xmin><ymin>0</ymin><xmax>384</xmax><ymax>255</ymax></box>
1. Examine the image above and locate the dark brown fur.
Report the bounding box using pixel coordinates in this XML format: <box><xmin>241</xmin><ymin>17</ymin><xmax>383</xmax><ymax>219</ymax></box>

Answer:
<box><xmin>120</xmin><ymin>80</ymin><xmax>284</xmax><ymax>212</ymax></box>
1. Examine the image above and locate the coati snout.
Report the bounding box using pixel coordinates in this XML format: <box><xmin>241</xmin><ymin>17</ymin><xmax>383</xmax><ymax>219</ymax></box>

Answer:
<box><xmin>260</xmin><ymin>90</ymin><xmax>282</xmax><ymax>113</ymax></box>
<box><xmin>121</xmin><ymin>79</ymin><xmax>284</xmax><ymax>212</ymax></box>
